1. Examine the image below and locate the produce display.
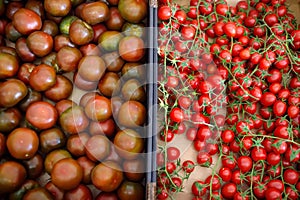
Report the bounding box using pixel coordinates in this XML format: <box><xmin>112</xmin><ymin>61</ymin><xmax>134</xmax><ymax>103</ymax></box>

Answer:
<box><xmin>0</xmin><ymin>0</ymin><xmax>148</xmax><ymax>199</ymax></box>
<box><xmin>157</xmin><ymin>0</ymin><xmax>300</xmax><ymax>199</ymax></box>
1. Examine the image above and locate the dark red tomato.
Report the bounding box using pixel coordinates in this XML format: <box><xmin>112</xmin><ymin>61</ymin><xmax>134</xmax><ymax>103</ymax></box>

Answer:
<box><xmin>64</xmin><ymin>184</ymin><xmax>92</xmax><ymax>200</ymax></box>
<box><xmin>251</xmin><ymin>147</ymin><xmax>267</xmax><ymax>162</ymax></box>
<box><xmin>12</xmin><ymin>8</ymin><xmax>42</xmax><ymax>35</ymax></box>
<box><xmin>285</xmin><ymin>186</ymin><xmax>298</xmax><ymax>200</ymax></box>
<box><xmin>221</xmin><ymin>182</ymin><xmax>237</xmax><ymax>199</ymax></box>
<box><xmin>26</xmin><ymin>101</ymin><xmax>58</xmax><ymax>130</ymax></box>
<box><xmin>96</xmin><ymin>192</ymin><xmax>118</xmax><ymax>200</ymax></box>
<box><xmin>191</xmin><ymin>180</ymin><xmax>207</xmax><ymax>197</ymax></box>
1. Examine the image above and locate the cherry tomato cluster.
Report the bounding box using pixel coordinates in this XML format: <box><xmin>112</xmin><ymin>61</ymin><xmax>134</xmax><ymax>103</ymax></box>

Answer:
<box><xmin>157</xmin><ymin>0</ymin><xmax>300</xmax><ymax>199</ymax></box>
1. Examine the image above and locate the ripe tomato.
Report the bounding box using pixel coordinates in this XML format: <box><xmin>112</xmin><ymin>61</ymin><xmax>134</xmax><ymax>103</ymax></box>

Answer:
<box><xmin>191</xmin><ymin>180</ymin><xmax>207</xmax><ymax>197</ymax></box>
<box><xmin>167</xmin><ymin>147</ymin><xmax>180</xmax><ymax>161</ymax></box>
<box><xmin>251</xmin><ymin>147</ymin><xmax>267</xmax><ymax>162</ymax></box>
<box><xmin>283</xmin><ymin>168</ymin><xmax>299</xmax><ymax>184</ymax></box>
<box><xmin>169</xmin><ymin>107</ymin><xmax>184</xmax><ymax>123</ymax></box>
<box><xmin>197</xmin><ymin>152</ymin><xmax>212</xmax><ymax>167</ymax></box>
<box><xmin>221</xmin><ymin>182</ymin><xmax>237</xmax><ymax>199</ymax></box>
<box><xmin>237</xmin><ymin>156</ymin><xmax>253</xmax><ymax>173</ymax></box>
<box><xmin>182</xmin><ymin>160</ymin><xmax>195</xmax><ymax>173</ymax></box>
<box><xmin>158</xmin><ymin>6</ymin><xmax>171</xmax><ymax>21</ymax></box>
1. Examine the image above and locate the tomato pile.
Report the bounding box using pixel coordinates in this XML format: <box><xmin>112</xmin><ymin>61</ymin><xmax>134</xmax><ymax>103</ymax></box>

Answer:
<box><xmin>157</xmin><ymin>0</ymin><xmax>300</xmax><ymax>199</ymax></box>
<box><xmin>0</xmin><ymin>0</ymin><xmax>148</xmax><ymax>199</ymax></box>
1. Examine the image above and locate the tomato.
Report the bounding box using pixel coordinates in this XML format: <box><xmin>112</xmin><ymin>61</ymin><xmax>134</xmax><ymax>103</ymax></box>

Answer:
<box><xmin>221</xmin><ymin>182</ymin><xmax>237</xmax><ymax>199</ymax></box>
<box><xmin>7</xmin><ymin>127</ymin><xmax>39</xmax><ymax>160</ymax></box>
<box><xmin>191</xmin><ymin>181</ymin><xmax>207</xmax><ymax>197</ymax></box>
<box><xmin>91</xmin><ymin>161</ymin><xmax>123</xmax><ymax>192</ymax></box>
<box><xmin>117</xmin><ymin>101</ymin><xmax>146</xmax><ymax>128</ymax></box>
<box><xmin>237</xmin><ymin>156</ymin><xmax>253</xmax><ymax>173</ymax></box>
<box><xmin>158</xmin><ymin>6</ymin><xmax>171</xmax><ymax>21</ymax></box>
<box><xmin>170</xmin><ymin>107</ymin><xmax>184</xmax><ymax>123</ymax></box>
<box><xmin>197</xmin><ymin>152</ymin><xmax>212</xmax><ymax>167</ymax></box>
<box><xmin>205</xmin><ymin>175</ymin><xmax>221</xmax><ymax>191</ymax></box>
<box><xmin>64</xmin><ymin>184</ymin><xmax>92</xmax><ymax>200</ymax></box>
<box><xmin>182</xmin><ymin>160</ymin><xmax>195</xmax><ymax>173</ymax></box>
<box><xmin>267</xmin><ymin>152</ymin><xmax>281</xmax><ymax>165</ymax></box>
<box><xmin>283</xmin><ymin>168</ymin><xmax>299</xmax><ymax>184</ymax></box>
<box><xmin>260</xmin><ymin>92</ymin><xmax>276</xmax><ymax>106</ymax></box>
<box><xmin>223</xmin><ymin>22</ymin><xmax>237</xmax><ymax>37</ymax></box>
<box><xmin>251</xmin><ymin>147</ymin><xmax>267</xmax><ymax>162</ymax></box>
<box><xmin>167</xmin><ymin>147</ymin><xmax>180</xmax><ymax>161</ymax></box>
<box><xmin>0</xmin><ymin>161</ymin><xmax>27</xmax><ymax>194</ymax></box>
<box><xmin>219</xmin><ymin>167</ymin><xmax>232</xmax><ymax>182</ymax></box>
<box><xmin>265</xmin><ymin>188</ymin><xmax>282</xmax><ymax>200</ymax></box>
<box><xmin>197</xmin><ymin>125</ymin><xmax>212</xmax><ymax>141</ymax></box>
<box><xmin>274</xmin><ymin>125</ymin><xmax>289</xmax><ymax>139</ymax></box>
<box><xmin>114</xmin><ymin>129</ymin><xmax>144</xmax><ymax>160</ymax></box>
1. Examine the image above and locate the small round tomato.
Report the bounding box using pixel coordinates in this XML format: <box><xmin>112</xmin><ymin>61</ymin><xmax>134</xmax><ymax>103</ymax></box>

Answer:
<box><xmin>167</xmin><ymin>146</ymin><xmax>180</xmax><ymax>161</ymax></box>
<box><xmin>273</xmin><ymin>100</ymin><xmax>287</xmax><ymax>117</ymax></box>
<box><xmin>251</xmin><ymin>147</ymin><xmax>267</xmax><ymax>162</ymax></box>
<box><xmin>219</xmin><ymin>167</ymin><xmax>232</xmax><ymax>182</ymax></box>
<box><xmin>265</xmin><ymin>188</ymin><xmax>282</xmax><ymax>200</ymax></box>
<box><xmin>237</xmin><ymin>156</ymin><xmax>253</xmax><ymax>173</ymax></box>
<box><xmin>158</xmin><ymin>6</ymin><xmax>171</xmax><ymax>21</ymax></box>
<box><xmin>283</xmin><ymin>168</ymin><xmax>299</xmax><ymax>185</ymax></box>
<box><xmin>182</xmin><ymin>160</ymin><xmax>195</xmax><ymax>173</ymax></box>
<box><xmin>191</xmin><ymin>180</ymin><xmax>207</xmax><ymax>197</ymax></box>
<box><xmin>197</xmin><ymin>152</ymin><xmax>212</xmax><ymax>167</ymax></box>
<box><xmin>221</xmin><ymin>129</ymin><xmax>235</xmax><ymax>143</ymax></box>
<box><xmin>221</xmin><ymin>182</ymin><xmax>237</xmax><ymax>199</ymax></box>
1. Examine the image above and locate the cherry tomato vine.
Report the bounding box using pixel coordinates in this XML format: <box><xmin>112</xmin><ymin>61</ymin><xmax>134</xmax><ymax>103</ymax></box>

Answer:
<box><xmin>157</xmin><ymin>0</ymin><xmax>300</xmax><ymax>199</ymax></box>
